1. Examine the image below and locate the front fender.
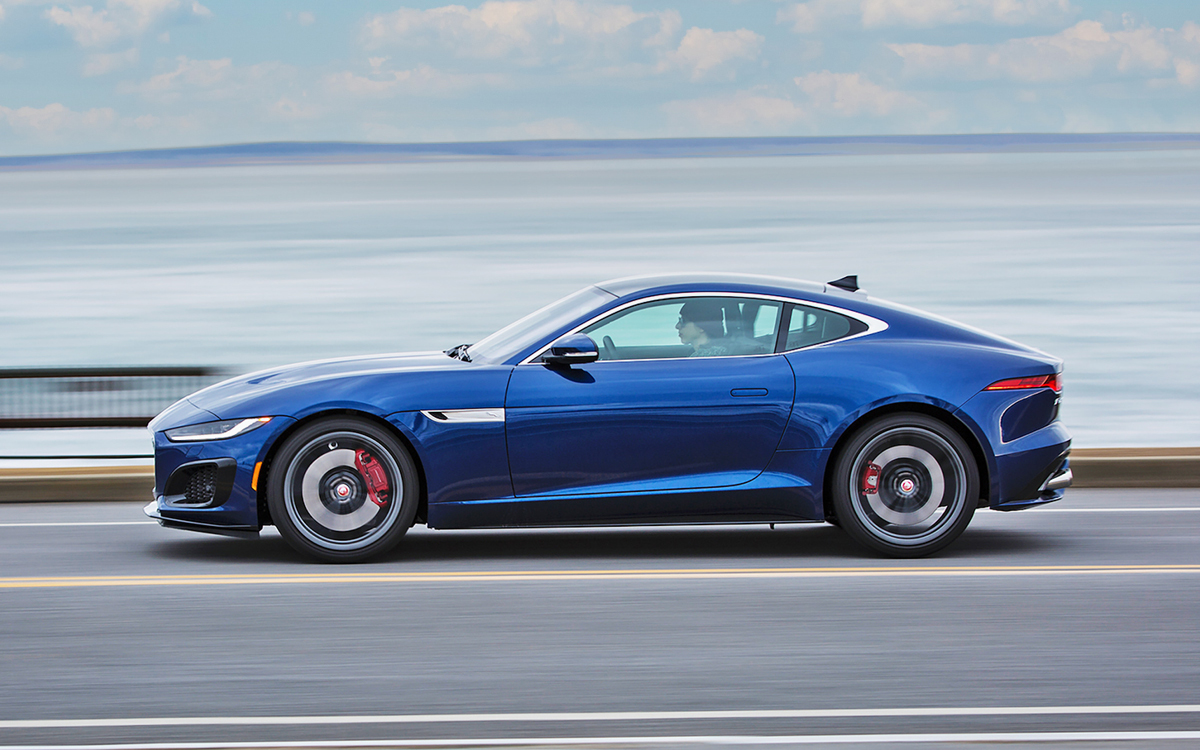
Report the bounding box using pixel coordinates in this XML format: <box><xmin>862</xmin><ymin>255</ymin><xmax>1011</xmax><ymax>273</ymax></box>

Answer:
<box><xmin>186</xmin><ymin>368</ymin><xmax>514</xmax><ymax>423</ymax></box>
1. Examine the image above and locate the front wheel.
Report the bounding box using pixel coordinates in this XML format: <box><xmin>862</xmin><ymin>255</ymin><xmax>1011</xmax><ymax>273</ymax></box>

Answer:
<box><xmin>831</xmin><ymin>413</ymin><xmax>978</xmax><ymax>558</ymax></box>
<box><xmin>267</xmin><ymin>417</ymin><xmax>419</xmax><ymax>563</ymax></box>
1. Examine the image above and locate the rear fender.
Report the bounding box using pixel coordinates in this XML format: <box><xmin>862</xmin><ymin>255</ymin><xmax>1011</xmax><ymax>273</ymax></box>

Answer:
<box><xmin>818</xmin><ymin>399</ymin><xmax>997</xmax><ymax>518</ymax></box>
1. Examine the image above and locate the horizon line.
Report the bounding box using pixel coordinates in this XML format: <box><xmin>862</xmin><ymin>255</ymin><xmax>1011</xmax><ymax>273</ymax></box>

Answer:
<box><xmin>4</xmin><ymin>132</ymin><xmax>1199</xmax><ymax>171</ymax></box>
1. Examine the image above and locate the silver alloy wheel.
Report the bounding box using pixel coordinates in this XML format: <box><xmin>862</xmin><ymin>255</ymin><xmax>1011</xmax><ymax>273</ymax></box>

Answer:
<box><xmin>847</xmin><ymin>425</ymin><xmax>968</xmax><ymax>545</ymax></box>
<box><xmin>282</xmin><ymin>430</ymin><xmax>404</xmax><ymax>551</ymax></box>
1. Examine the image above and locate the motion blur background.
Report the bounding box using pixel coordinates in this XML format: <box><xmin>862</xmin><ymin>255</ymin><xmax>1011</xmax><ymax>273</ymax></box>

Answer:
<box><xmin>2</xmin><ymin>0</ymin><xmax>1199</xmax><ymax>452</ymax></box>
<box><xmin>2</xmin><ymin>147</ymin><xmax>1199</xmax><ymax>452</ymax></box>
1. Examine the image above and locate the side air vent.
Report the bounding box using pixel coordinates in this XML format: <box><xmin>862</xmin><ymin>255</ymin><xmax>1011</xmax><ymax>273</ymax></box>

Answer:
<box><xmin>163</xmin><ymin>458</ymin><xmax>237</xmax><ymax>508</ymax></box>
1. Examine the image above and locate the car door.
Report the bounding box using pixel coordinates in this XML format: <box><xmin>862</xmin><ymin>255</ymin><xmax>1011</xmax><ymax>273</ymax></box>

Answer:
<box><xmin>504</xmin><ymin>295</ymin><xmax>795</xmax><ymax>518</ymax></box>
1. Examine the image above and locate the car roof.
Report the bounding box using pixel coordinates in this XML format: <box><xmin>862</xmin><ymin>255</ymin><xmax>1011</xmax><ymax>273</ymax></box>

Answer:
<box><xmin>594</xmin><ymin>273</ymin><xmax>831</xmax><ymax>300</ymax></box>
<box><xmin>589</xmin><ymin>273</ymin><xmax>1041</xmax><ymax>358</ymax></box>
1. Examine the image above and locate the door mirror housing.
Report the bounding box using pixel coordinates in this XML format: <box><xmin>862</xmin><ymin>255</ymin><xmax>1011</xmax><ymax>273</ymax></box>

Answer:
<box><xmin>542</xmin><ymin>334</ymin><xmax>599</xmax><ymax>367</ymax></box>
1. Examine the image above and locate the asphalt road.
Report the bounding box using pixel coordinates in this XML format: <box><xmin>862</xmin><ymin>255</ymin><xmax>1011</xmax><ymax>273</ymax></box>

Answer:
<box><xmin>1</xmin><ymin>489</ymin><xmax>1198</xmax><ymax>750</ymax></box>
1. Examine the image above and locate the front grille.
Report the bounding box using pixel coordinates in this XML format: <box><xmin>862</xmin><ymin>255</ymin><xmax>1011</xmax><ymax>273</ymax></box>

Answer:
<box><xmin>182</xmin><ymin>465</ymin><xmax>217</xmax><ymax>507</ymax></box>
<box><xmin>163</xmin><ymin>458</ymin><xmax>236</xmax><ymax>508</ymax></box>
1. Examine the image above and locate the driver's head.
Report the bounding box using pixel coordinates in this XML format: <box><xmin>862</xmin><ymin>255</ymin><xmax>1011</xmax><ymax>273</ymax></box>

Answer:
<box><xmin>677</xmin><ymin>299</ymin><xmax>725</xmax><ymax>341</ymax></box>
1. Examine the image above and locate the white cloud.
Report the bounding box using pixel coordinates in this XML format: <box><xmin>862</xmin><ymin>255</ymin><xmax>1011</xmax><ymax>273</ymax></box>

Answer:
<box><xmin>0</xmin><ymin>53</ymin><xmax>22</xmax><ymax>70</ymax></box>
<box><xmin>662</xmin><ymin>91</ymin><xmax>806</xmax><ymax>133</ymax></box>
<box><xmin>135</xmin><ymin>56</ymin><xmax>230</xmax><ymax>94</ymax></box>
<box><xmin>45</xmin><ymin>5</ymin><xmax>119</xmax><ymax>46</ymax></box>
<box><xmin>659</xmin><ymin>27</ymin><xmax>762</xmax><ymax>80</ymax></box>
<box><xmin>1177</xmin><ymin>58</ymin><xmax>1200</xmax><ymax>86</ymax></box>
<box><xmin>363</xmin><ymin>0</ymin><xmax>680</xmax><ymax>63</ymax></box>
<box><xmin>322</xmin><ymin>64</ymin><xmax>501</xmax><ymax>97</ymax></box>
<box><xmin>776</xmin><ymin>0</ymin><xmax>851</xmax><ymax>33</ymax></box>
<box><xmin>1185</xmin><ymin>21</ymin><xmax>1200</xmax><ymax>45</ymax></box>
<box><xmin>122</xmin><ymin>56</ymin><xmax>292</xmax><ymax>102</ymax></box>
<box><xmin>889</xmin><ymin>20</ymin><xmax>1193</xmax><ymax>83</ymax></box>
<box><xmin>129</xmin><ymin>111</ymin><xmax>199</xmax><ymax>131</ymax></box>
<box><xmin>297</xmin><ymin>10</ymin><xmax>313</xmax><ymax>26</ymax></box>
<box><xmin>270</xmin><ymin>96</ymin><xmax>319</xmax><ymax>120</ymax></box>
<box><xmin>0</xmin><ymin>4</ymin><xmax>6</xmax><ymax>22</ymax></box>
<box><xmin>82</xmin><ymin>46</ymin><xmax>138</xmax><ymax>76</ymax></box>
<box><xmin>777</xmin><ymin>0</ymin><xmax>1075</xmax><ymax>32</ymax></box>
<box><xmin>44</xmin><ymin>0</ymin><xmax>211</xmax><ymax>48</ymax></box>
<box><xmin>795</xmin><ymin>70</ymin><xmax>918</xmax><ymax>116</ymax></box>
<box><xmin>0</xmin><ymin>102</ymin><xmax>116</xmax><ymax>137</ymax></box>
<box><xmin>861</xmin><ymin>0</ymin><xmax>1074</xmax><ymax>28</ymax></box>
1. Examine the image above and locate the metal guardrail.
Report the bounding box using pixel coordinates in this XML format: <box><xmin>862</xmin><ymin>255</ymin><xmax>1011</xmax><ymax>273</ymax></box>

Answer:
<box><xmin>0</xmin><ymin>367</ymin><xmax>228</xmax><ymax>429</ymax></box>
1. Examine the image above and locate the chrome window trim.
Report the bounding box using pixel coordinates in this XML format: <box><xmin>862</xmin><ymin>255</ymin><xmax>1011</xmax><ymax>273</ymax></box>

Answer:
<box><xmin>519</xmin><ymin>292</ymin><xmax>888</xmax><ymax>366</ymax></box>
<box><xmin>782</xmin><ymin>299</ymin><xmax>889</xmax><ymax>353</ymax></box>
<box><xmin>421</xmin><ymin>408</ymin><xmax>506</xmax><ymax>423</ymax></box>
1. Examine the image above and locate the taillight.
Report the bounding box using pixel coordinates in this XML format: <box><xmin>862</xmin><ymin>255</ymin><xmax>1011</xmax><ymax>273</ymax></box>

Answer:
<box><xmin>985</xmin><ymin>373</ymin><xmax>1061</xmax><ymax>393</ymax></box>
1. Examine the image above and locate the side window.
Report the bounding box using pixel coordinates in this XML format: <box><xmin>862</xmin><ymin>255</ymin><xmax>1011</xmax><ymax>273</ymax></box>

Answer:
<box><xmin>784</xmin><ymin>304</ymin><xmax>867</xmax><ymax>351</ymax></box>
<box><xmin>582</xmin><ymin>297</ymin><xmax>783</xmax><ymax>361</ymax></box>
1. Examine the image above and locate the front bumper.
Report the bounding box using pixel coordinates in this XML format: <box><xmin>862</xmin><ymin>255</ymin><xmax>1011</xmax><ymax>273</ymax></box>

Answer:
<box><xmin>147</xmin><ymin>415</ymin><xmax>295</xmax><ymax>533</ymax></box>
<box><xmin>144</xmin><ymin>501</ymin><xmax>259</xmax><ymax>539</ymax></box>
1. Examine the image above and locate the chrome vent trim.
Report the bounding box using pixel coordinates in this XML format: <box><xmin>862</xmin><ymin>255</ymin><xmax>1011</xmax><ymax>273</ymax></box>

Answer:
<box><xmin>421</xmin><ymin>408</ymin><xmax>506</xmax><ymax>424</ymax></box>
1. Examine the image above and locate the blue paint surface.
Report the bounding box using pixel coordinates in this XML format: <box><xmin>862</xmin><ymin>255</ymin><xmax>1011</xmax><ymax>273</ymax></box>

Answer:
<box><xmin>146</xmin><ymin>274</ymin><xmax>1070</xmax><ymax>534</ymax></box>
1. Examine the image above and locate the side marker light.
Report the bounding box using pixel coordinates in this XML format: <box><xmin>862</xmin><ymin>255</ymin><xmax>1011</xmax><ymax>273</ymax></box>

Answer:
<box><xmin>252</xmin><ymin>461</ymin><xmax>262</xmax><ymax>491</ymax></box>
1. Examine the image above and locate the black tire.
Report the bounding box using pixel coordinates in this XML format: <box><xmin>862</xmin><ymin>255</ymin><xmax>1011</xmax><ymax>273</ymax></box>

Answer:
<box><xmin>267</xmin><ymin>417</ymin><xmax>419</xmax><ymax>563</ymax></box>
<box><xmin>831</xmin><ymin>413</ymin><xmax>978</xmax><ymax>558</ymax></box>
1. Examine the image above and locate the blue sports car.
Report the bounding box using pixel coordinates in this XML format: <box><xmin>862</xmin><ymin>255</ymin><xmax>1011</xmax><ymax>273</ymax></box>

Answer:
<box><xmin>146</xmin><ymin>274</ymin><xmax>1071</xmax><ymax>561</ymax></box>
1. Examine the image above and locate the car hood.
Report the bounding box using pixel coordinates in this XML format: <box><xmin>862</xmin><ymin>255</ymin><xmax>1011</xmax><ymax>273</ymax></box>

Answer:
<box><xmin>154</xmin><ymin>351</ymin><xmax>513</xmax><ymax>429</ymax></box>
<box><xmin>206</xmin><ymin>351</ymin><xmax>458</xmax><ymax>394</ymax></box>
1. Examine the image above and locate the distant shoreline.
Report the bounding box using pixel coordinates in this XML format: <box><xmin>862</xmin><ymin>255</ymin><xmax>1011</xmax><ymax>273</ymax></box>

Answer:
<box><xmin>3</xmin><ymin>133</ymin><xmax>1200</xmax><ymax>172</ymax></box>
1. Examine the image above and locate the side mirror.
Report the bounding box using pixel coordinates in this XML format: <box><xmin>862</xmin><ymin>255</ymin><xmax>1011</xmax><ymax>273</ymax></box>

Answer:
<box><xmin>542</xmin><ymin>334</ymin><xmax>599</xmax><ymax>367</ymax></box>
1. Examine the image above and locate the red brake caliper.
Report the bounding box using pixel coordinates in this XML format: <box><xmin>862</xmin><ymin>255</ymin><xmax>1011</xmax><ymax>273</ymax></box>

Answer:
<box><xmin>861</xmin><ymin>462</ymin><xmax>882</xmax><ymax>495</ymax></box>
<box><xmin>354</xmin><ymin>450</ymin><xmax>391</xmax><ymax>507</ymax></box>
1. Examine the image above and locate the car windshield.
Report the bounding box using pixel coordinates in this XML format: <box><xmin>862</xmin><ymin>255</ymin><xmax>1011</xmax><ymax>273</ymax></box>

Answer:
<box><xmin>467</xmin><ymin>285</ymin><xmax>616</xmax><ymax>364</ymax></box>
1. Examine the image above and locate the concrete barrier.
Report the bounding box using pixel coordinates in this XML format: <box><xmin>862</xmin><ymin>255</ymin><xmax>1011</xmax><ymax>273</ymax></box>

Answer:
<box><xmin>1069</xmin><ymin>448</ymin><xmax>1200</xmax><ymax>489</ymax></box>
<box><xmin>0</xmin><ymin>465</ymin><xmax>154</xmax><ymax>502</ymax></box>
<box><xmin>0</xmin><ymin>448</ymin><xmax>1196</xmax><ymax>503</ymax></box>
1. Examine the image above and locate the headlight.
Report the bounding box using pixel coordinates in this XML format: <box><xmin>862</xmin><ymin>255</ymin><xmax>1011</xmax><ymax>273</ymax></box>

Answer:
<box><xmin>165</xmin><ymin>417</ymin><xmax>272</xmax><ymax>442</ymax></box>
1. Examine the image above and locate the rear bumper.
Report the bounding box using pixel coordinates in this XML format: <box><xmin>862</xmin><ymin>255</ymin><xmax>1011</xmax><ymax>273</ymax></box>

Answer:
<box><xmin>988</xmin><ymin>436</ymin><xmax>1075</xmax><ymax>511</ymax></box>
<box><xmin>1043</xmin><ymin>465</ymin><xmax>1073</xmax><ymax>492</ymax></box>
<box><xmin>955</xmin><ymin>387</ymin><xmax>1071</xmax><ymax>511</ymax></box>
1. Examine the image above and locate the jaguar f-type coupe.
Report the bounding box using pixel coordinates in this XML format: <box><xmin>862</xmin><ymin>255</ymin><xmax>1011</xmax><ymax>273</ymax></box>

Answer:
<box><xmin>146</xmin><ymin>274</ymin><xmax>1072</xmax><ymax>561</ymax></box>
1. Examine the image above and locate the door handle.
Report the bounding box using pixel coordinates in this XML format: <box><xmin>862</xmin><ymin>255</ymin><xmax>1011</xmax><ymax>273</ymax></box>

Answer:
<box><xmin>730</xmin><ymin>388</ymin><xmax>768</xmax><ymax>397</ymax></box>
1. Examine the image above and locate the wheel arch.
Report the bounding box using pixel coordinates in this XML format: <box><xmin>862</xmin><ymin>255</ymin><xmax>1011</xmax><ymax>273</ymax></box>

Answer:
<box><xmin>821</xmin><ymin>401</ymin><xmax>992</xmax><ymax>521</ymax></box>
<box><xmin>255</xmin><ymin>408</ymin><xmax>429</xmax><ymax>528</ymax></box>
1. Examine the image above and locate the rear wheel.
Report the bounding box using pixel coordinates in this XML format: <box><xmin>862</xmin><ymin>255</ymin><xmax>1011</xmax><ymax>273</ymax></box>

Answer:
<box><xmin>831</xmin><ymin>413</ymin><xmax>978</xmax><ymax>557</ymax></box>
<box><xmin>267</xmin><ymin>417</ymin><xmax>419</xmax><ymax>563</ymax></box>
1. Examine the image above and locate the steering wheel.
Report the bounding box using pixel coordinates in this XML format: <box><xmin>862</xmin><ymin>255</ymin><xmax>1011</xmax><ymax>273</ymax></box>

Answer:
<box><xmin>602</xmin><ymin>335</ymin><xmax>617</xmax><ymax>361</ymax></box>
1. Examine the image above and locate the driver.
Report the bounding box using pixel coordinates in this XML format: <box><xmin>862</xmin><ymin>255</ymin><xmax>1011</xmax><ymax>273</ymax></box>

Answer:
<box><xmin>676</xmin><ymin>299</ymin><xmax>730</xmax><ymax>357</ymax></box>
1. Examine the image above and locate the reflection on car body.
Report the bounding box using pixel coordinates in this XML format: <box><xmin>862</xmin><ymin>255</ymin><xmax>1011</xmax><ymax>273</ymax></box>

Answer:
<box><xmin>146</xmin><ymin>274</ymin><xmax>1071</xmax><ymax>562</ymax></box>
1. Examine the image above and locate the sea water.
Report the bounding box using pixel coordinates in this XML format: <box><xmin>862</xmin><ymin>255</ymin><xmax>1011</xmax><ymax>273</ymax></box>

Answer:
<box><xmin>1</xmin><ymin>150</ymin><xmax>1197</xmax><ymax>450</ymax></box>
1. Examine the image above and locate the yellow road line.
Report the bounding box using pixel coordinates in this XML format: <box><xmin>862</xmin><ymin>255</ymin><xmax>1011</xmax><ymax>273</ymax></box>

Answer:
<box><xmin>2</xmin><ymin>564</ymin><xmax>1199</xmax><ymax>589</ymax></box>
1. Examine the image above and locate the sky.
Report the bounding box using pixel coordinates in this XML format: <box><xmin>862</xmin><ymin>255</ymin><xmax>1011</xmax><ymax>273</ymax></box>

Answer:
<box><xmin>0</xmin><ymin>0</ymin><xmax>1198</xmax><ymax>155</ymax></box>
